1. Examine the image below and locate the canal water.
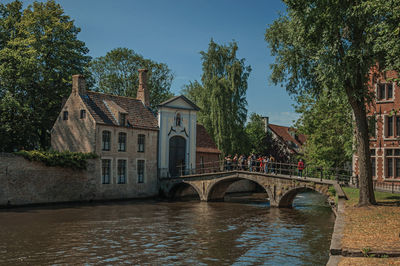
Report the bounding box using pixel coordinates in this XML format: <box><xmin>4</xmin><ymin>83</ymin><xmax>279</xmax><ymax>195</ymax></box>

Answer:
<box><xmin>0</xmin><ymin>192</ymin><xmax>334</xmax><ymax>265</ymax></box>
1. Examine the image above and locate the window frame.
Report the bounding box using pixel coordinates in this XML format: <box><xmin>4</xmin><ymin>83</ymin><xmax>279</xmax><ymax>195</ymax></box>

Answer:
<box><xmin>117</xmin><ymin>159</ymin><xmax>127</xmax><ymax>184</ymax></box>
<box><xmin>377</xmin><ymin>82</ymin><xmax>394</xmax><ymax>101</ymax></box>
<box><xmin>80</xmin><ymin>109</ymin><xmax>86</xmax><ymax>119</ymax></box>
<box><xmin>102</xmin><ymin>130</ymin><xmax>111</xmax><ymax>151</ymax></box>
<box><xmin>137</xmin><ymin>159</ymin><xmax>145</xmax><ymax>183</ymax></box>
<box><xmin>119</xmin><ymin>113</ymin><xmax>127</xmax><ymax>127</ymax></box>
<box><xmin>138</xmin><ymin>134</ymin><xmax>145</xmax><ymax>152</ymax></box>
<box><xmin>63</xmin><ymin>111</ymin><xmax>68</xmax><ymax>120</ymax></box>
<box><xmin>385</xmin><ymin>148</ymin><xmax>400</xmax><ymax>178</ymax></box>
<box><xmin>101</xmin><ymin>159</ymin><xmax>111</xmax><ymax>184</ymax></box>
<box><xmin>118</xmin><ymin>132</ymin><xmax>127</xmax><ymax>152</ymax></box>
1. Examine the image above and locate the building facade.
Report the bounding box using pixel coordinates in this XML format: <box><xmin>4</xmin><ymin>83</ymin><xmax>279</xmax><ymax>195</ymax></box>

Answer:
<box><xmin>353</xmin><ymin>67</ymin><xmax>400</xmax><ymax>183</ymax></box>
<box><xmin>52</xmin><ymin>70</ymin><xmax>159</xmax><ymax>198</ymax></box>
<box><xmin>51</xmin><ymin>70</ymin><xmax>220</xmax><ymax>197</ymax></box>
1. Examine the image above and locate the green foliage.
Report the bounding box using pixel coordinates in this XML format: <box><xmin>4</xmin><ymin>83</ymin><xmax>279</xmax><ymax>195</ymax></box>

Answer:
<box><xmin>183</xmin><ymin>39</ymin><xmax>251</xmax><ymax>155</ymax></box>
<box><xmin>0</xmin><ymin>0</ymin><xmax>91</xmax><ymax>151</ymax></box>
<box><xmin>245</xmin><ymin>113</ymin><xmax>266</xmax><ymax>154</ymax></box>
<box><xmin>328</xmin><ymin>186</ymin><xmax>336</xmax><ymax>197</ymax></box>
<box><xmin>265</xmin><ymin>0</ymin><xmax>400</xmax><ymax>205</ymax></box>
<box><xmin>244</xmin><ymin>112</ymin><xmax>291</xmax><ymax>161</ymax></box>
<box><xmin>14</xmin><ymin>150</ymin><xmax>98</xmax><ymax>170</ymax></box>
<box><xmin>87</xmin><ymin>47</ymin><xmax>174</xmax><ymax>110</ymax></box>
<box><xmin>295</xmin><ymin>89</ymin><xmax>353</xmax><ymax>169</ymax></box>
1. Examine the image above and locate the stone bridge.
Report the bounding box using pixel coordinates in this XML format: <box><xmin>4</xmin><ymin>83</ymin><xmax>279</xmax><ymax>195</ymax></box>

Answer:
<box><xmin>160</xmin><ymin>171</ymin><xmax>340</xmax><ymax>208</ymax></box>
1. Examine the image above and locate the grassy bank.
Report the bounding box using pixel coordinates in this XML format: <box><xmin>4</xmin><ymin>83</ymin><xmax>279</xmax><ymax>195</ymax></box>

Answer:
<box><xmin>339</xmin><ymin>187</ymin><xmax>400</xmax><ymax>265</ymax></box>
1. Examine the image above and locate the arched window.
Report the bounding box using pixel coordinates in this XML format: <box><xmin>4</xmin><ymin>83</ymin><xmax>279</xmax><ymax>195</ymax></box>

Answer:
<box><xmin>102</xmin><ymin>131</ymin><xmax>111</xmax><ymax>151</ymax></box>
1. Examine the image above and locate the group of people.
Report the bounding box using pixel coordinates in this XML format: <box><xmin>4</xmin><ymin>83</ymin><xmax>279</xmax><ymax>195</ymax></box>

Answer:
<box><xmin>223</xmin><ymin>154</ymin><xmax>306</xmax><ymax>178</ymax></box>
<box><xmin>224</xmin><ymin>154</ymin><xmax>277</xmax><ymax>173</ymax></box>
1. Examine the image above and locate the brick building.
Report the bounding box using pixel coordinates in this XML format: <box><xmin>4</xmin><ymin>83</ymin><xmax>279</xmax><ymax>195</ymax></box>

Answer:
<box><xmin>353</xmin><ymin>67</ymin><xmax>400</xmax><ymax>183</ymax></box>
<box><xmin>51</xmin><ymin>70</ymin><xmax>220</xmax><ymax>197</ymax></box>
<box><xmin>262</xmin><ymin>117</ymin><xmax>306</xmax><ymax>162</ymax></box>
<box><xmin>51</xmin><ymin>70</ymin><xmax>159</xmax><ymax>197</ymax></box>
<box><xmin>196</xmin><ymin>124</ymin><xmax>221</xmax><ymax>169</ymax></box>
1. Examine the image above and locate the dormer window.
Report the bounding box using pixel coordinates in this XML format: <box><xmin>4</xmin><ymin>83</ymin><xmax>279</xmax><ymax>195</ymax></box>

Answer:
<box><xmin>120</xmin><ymin>113</ymin><xmax>127</xmax><ymax>126</ymax></box>
<box><xmin>377</xmin><ymin>83</ymin><xmax>393</xmax><ymax>101</ymax></box>
<box><xmin>63</xmin><ymin>111</ymin><xmax>68</xmax><ymax>120</ymax></box>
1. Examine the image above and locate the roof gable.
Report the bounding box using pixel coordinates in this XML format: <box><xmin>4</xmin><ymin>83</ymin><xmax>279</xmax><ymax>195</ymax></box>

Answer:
<box><xmin>268</xmin><ymin>124</ymin><xmax>306</xmax><ymax>153</ymax></box>
<box><xmin>159</xmin><ymin>95</ymin><xmax>200</xmax><ymax>111</ymax></box>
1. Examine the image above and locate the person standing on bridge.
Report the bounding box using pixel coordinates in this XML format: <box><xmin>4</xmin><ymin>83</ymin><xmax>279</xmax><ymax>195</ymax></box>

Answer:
<box><xmin>298</xmin><ymin>159</ymin><xmax>305</xmax><ymax>178</ymax></box>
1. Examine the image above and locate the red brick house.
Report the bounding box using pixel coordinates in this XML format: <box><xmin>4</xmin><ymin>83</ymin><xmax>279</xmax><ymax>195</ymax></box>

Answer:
<box><xmin>353</xmin><ymin>66</ymin><xmax>400</xmax><ymax>183</ymax></box>
<box><xmin>262</xmin><ymin>117</ymin><xmax>306</xmax><ymax>162</ymax></box>
<box><xmin>196</xmin><ymin>124</ymin><xmax>221</xmax><ymax>170</ymax></box>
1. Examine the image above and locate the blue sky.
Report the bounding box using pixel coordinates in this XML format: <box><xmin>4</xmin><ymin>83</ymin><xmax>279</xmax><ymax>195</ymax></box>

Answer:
<box><xmin>9</xmin><ymin>0</ymin><xmax>299</xmax><ymax>126</ymax></box>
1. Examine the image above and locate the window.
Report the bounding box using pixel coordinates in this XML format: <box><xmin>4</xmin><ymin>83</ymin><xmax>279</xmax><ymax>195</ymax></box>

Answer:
<box><xmin>138</xmin><ymin>134</ymin><xmax>145</xmax><ymax>152</ymax></box>
<box><xmin>102</xmin><ymin>159</ymin><xmax>111</xmax><ymax>184</ymax></box>
<box><xmin>102</xmin><ymin>131</ymin><xmax>111</xmax><ymax>151</ymax></box>
<box><xmin>385</xmin><ymin>149</ymin><xmax>400</xmax><ymax>178</ymax></box>
<box><xmin>117</xmin><ymin>159</ymin><xmax>126</xmax><ymax>184</ymax></box>
<box><xmin>120</xmin><ymin>113</ymin><xmax>127</xmax><ymax>126</ymax></box>
<box><xmin>63</xmin><ymin>111</ymin><xmax>68</xmax><ymax>120</ymax></box>
<box><xmin>80</xmin><ymin>109</ymin><xmax>86</xmax><ymax>119</ymax></box>
<box><xmin>377</xmin><ymin>83</ymin><xmax>394</xmax><ymax>101</ymax></box>
<box><xmin>368</xmin><ymin>115</ymin><xmax>376</xmax><ymax>138</ymax></box>
<box><xmin>137</xmin><ymin>160</ymin><xmax>145</xmax><ymax>183</ymax></box>
<box><xmin>388</xmin><ymin>116</ymin><xmax>394</xmax><ymax>136</ymax></box>
<box><xmin>118</xmin><ymin>132</ymin><xmax>127</xmax><ymax>152</ymax></box>
<box><xmin>384</xmin><ymin>115</ymin><xmax>400</xmax><ymax>138</ymax></box>
<box><xmin>371</xmin><ymin>149</ymin><xmax>376</xmax><ymax>177</ymax></box>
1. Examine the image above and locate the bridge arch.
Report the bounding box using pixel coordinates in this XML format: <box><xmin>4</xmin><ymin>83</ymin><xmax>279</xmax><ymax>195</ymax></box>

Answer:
<box><xmin>278</xmin><ymin>186</ymin><xmax>329</xmax><ymax>208</ymax></box>
<box><xmin>206</xmin><ymin>175</ymin><xmax>273</xmax><ymax>203</ymax></box>
<box><xmin>168</xmin><ymin>182</ymin><xmax>202</xmax><ymax>200</ymax></box>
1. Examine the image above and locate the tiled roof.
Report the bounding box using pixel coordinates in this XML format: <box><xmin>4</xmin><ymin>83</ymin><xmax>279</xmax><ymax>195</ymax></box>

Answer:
<box><xmin>196</xmin><ymin>124</ymin><xmax>221</xmax><ymax>154</ymax></box>
<box><xmin>82</xmin><ymin>91</ymin><xmax>158</xmax><ymax>130</ymax></box>
<box><xmin>268</xmin><ymin>124</ymin><xmax>306</xmax><ymax>153</ymax></box>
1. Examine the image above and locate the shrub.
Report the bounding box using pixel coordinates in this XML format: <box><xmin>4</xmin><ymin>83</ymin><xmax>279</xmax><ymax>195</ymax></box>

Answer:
<box><xmin>328</xmin><ymin>186</ymin><xmax>336</xmax><ymax>197</ymax></box>
<box><xmin>14</xmin><ymin>150</ymin><xmax>98</xmax><ymax>170</ymax></box>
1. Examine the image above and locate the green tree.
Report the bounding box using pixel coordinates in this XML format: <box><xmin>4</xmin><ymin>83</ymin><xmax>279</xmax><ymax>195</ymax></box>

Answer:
<box><xmin>295</xmin><ymin>90</ymin><xmax>353</xmax><ymax>170</ymax></box>
<box><xmin>265</xmin><ymin>0</ymin><xmax>400</xmax><ymax>206</ymax></box>
<box><xmin>88</xmin><ymin>47</ymin><xmax>174</xmax><ymax>109</ymax></box>
<box><xmin>183</xmin><ymin>39</ymin><xmax>251</xmax><ymax>155</ymax></box>
<box><xmin>245</xmin><ymin>113</ymin><xmax>266</xmax><ymax>155</ymax></box>
<box><xmin>0</xmin><ymin>0</ymin><xmax>90</xmax><ymax>151</ymax></box>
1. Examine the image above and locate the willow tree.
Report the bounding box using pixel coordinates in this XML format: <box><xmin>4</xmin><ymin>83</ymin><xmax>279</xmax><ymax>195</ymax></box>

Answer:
<box><xmin>266</xmin><ymin>0</ymin><xmax>400</xmax><ymax>206</ymax></box>
<box><xmin>184</xmin><ymin>39</ymin><xmax>251</xmax><ymax>155</ymax></box>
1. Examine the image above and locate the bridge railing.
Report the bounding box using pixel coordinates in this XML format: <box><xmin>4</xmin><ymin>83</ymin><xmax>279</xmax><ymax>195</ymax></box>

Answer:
<box><xmin>158</xmin><ymin>160</ymin><xmax>352</xmax><ymax>185</ymax></box>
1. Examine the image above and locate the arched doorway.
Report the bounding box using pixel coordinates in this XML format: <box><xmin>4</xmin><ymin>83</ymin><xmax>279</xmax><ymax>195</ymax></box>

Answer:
<box><xmin>169</xmin><ymin>136</ymin><xmax>186</xmax><ymax>177</ymax></box>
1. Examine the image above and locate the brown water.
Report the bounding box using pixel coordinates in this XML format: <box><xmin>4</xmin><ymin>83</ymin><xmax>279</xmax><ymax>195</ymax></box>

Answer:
<box><xmin>0</xmin><ymin>192</ymin><xmax>334</xmax><ymax>265</ymax></box>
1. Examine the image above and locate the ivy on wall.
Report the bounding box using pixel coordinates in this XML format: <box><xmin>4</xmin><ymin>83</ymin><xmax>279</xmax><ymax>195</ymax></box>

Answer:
<box><xmin>14</xmin><ymin>150</ymin><xmax>98</xmax><ymax>170</ymax></box>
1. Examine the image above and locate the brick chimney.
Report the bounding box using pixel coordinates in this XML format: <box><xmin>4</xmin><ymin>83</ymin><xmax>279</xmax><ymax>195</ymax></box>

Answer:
<box><xmin>262</xmin><ymin>116</ymin><xmax>269</xmax><ymax>133</ymax></box>
<box><xmin>137</xmin><ymin>69</ymin><xmax>150</xmax><ymax>106</ymax></box>
<box><xmin>72</xmin><ymin>74</ymin><xmax>86</xmax><ymax>95</ymax></box>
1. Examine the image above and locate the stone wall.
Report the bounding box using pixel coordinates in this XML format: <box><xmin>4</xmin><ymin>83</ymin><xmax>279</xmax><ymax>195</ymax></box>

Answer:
<box><xmin>0</xmin><ymin>153</ymin><xmax>158</xmax><ymax>207</ymax></box>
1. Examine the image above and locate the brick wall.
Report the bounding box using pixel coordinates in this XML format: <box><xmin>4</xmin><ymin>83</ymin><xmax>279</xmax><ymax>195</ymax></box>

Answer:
<box><xmin>0</xmin><ymin>153</ymin><xmax>158</xmax><ymax>207</ymax></box>
<box><xmin>51</xmin><ymin>93</ymin><xmax>96</xmax><ymax>152</ymax></box>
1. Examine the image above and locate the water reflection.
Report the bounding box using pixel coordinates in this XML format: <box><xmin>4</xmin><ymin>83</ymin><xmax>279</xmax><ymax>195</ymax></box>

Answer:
<box><xmin>0</xmin><ymin>192</ymin><xmax>334</xmax><ymax>265</ymax></box>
